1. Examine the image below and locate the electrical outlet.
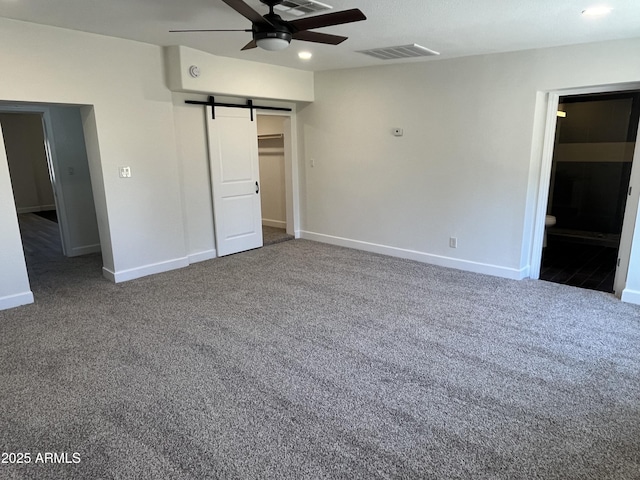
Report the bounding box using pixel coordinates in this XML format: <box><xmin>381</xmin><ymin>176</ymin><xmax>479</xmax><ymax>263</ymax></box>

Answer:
<box><xmin>119</xmin><ymin>166</ymin><xmax>131</xmax><ymax>178</ymax></box>
<box><xmin>449</xmin><ymin>237</ymin><xmax>458</xmax><ymax>248</ymax></box>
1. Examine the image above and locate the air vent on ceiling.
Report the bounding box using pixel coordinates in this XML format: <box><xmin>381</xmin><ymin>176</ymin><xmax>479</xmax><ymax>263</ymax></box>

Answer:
<box><xmin>357</xmin><ymin>44</ymin><xmax>440</xmax><ymax>60</ymax></box>
<box><xmin>274</xmin><ymin>0</ymin><xmax>332</xmax><ymax>17</ymax></box>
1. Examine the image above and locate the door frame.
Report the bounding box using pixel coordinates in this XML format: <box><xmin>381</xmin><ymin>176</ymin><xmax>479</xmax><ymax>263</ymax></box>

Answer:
<box><xmin>256</xmin><ymin>109</ymin><xmax>299</xmax><ymax>238</ymax></box>
<box><xmin>615</xmin><ymin>139</ymin><xmax>640</xmax><ymax>295</ymax></box>
<box><xmin>530</xmin><ymin>82</ymin><xmax>640</xmax><ymax>298</ymax></box>
<box><xmin>0</xmin><ymin>104</ymin><xmax>72</xmax><ymax>256</ymax></box>
<box><xmin>256</xmin><ymin>108</ymin><xmax>300</xmax><ymax>238</ymax></box>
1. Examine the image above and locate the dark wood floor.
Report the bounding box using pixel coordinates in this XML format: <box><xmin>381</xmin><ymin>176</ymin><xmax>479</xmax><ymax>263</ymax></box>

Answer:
<box><xmin>541</xmin><ymin>237</ymin><xmax>618</xmax><ymax>293</ymax></box>
<box><xmin>33</xmin><ymin>209</ymin><xmax>58</xmax><ymax>223</ymax></box>
<box><xmin>18</xmin><ymin>212</ymin><xmax>64</xmax><ymax>264</ymax></box>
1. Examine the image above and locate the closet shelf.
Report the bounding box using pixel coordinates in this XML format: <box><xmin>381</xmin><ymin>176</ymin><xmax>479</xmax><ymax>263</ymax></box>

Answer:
<box><xmin>258</xmin><ymin>133</ymin><xmax>284</xmax><ymax>140</ymax></box>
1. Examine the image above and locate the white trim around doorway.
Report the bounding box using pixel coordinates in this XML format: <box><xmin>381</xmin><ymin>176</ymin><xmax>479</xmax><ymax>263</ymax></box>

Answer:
<box><xmin>256</xmin><ymin>108</ymin><xmax>301</xmax><ymax>239</ymax></box>
<box><xmin>529</xmin><ymin>82</ymin><xmax>640</xmax><ymax>300</ymax></box>
<box><xmin>0</xmin><ymin>104</ymin><xmax>73</xmax><ymax>256</ymax></box>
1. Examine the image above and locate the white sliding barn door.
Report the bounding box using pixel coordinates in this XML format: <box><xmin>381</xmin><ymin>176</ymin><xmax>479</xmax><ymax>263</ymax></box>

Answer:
<box><xmin>206</xmin><ymin>106</ymin><xmax>263</xmax><ymax>257</ymax></box>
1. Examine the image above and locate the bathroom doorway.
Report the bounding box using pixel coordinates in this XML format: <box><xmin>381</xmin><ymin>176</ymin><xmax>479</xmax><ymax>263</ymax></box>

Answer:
<box><xmin>541</xmin><ymin>90</ymin><xmax>640</xmax><ymax>292</ymax></box>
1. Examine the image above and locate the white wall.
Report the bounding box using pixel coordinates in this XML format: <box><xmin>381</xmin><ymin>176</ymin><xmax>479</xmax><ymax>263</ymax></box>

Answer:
<box><xmin>622</xmin><ymin>211</ymin><xmax>640</xmax><ymax>303</ymax></box>
<box><xmin>47</xmin><ymin>105</ymin><xmax>101</xmax><ymax>256</ymax></box>
<box><xmin>0</xmin><ymin>113</ymin><xmax>54</xmax><ymax>213</ymax></box>
<box><xmin>166</xmin><ymin>46</ymin><xmax>311</xmax><ymax>263</ymax></box>
<box><xmin>0</xmin><ymin>124</ymin><xmax>33</xmax><ymax>310</ymax></box>
<box><xmin>296</xmin><ymin>38</ymin><xmax>640</xmax><ymax>288</ymax></box>
<box><xmin>171</xmin><ymin>92</ymin><xmax>217</xmax><ymax>264</ymax></box>
<box><xmin>0</xmin><ymin>17</ymin><xmax>187</xmax><ymax>304</ymax></box>
<box><xmin>169</xmin><ymin>46</ymin><xmax>306</xmax><ymax>262</ymax></box>
<box><xmin>165</xmin><ymin>46</ymin><xmax>314</xmax><ymax>102</ymax></box>
<box><xmin>2</xmin><ymin>15</ymin><xmax>639</xmax><ymax>310</ymax></box>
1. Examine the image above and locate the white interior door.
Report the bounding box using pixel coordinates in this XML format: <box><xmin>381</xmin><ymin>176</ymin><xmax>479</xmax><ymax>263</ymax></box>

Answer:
<box><xmin>206</xmin><ymin>106</ymin><xmax>263</xmax><ymax>257</ymax></box>
<box><xmin>614</xmin><ymin>140</ymin><xmax>640</xmax><ymax>297</ymax></box>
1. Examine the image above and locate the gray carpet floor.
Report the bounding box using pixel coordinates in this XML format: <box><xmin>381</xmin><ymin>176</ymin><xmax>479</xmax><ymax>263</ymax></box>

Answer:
<box><xmin>1</xmin><ymin>239</ymin><xmax>639</xmax><ymax>479</ymax></box>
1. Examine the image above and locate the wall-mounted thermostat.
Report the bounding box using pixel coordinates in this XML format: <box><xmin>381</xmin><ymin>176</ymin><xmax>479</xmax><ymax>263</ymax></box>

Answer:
<box><xmin>188</xmin><ymin>65</ymin><xmax>201</xmax><ymax>78</ymax></box>
<box><xmin>393</xmin><ymin>128</ymin><xmax>404</xmax><ymax>137</ymax></box>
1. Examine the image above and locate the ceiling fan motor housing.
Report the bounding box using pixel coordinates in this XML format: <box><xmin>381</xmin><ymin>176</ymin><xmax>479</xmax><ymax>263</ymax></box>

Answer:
<box><xmin>254</xmin><ymin>30</ymin><xmax>292</xmax><ymax>42</ymax></box>
<box><xmin>254</xmin><ymin>12</ymin><xmax>294</xmax><ymax>43</ymax></box>
<box><xmin>260</xmin><ymin>0</ymin><xmax>285</xmax><ymax>7</ymax></box>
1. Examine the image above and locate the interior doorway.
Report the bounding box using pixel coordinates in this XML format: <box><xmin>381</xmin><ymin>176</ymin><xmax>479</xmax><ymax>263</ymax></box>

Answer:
<box><xmin>540</xmin><ymin>90</ymin><xmax>640</xmax><ymax>293</ymax></box>
<box><xmin>0</xmin><ymin>112</ymin><xmax>63</xmax><ymax>264</ymax></box>
<box><xmin>257</xmin><ymin>114</ymin><xmax>294</xmax><ymax>246</ymax></box>
<box><xmin>0</xmin><ymin>103</ymin><xmax>101</xmax><ymax>274</ymax></box>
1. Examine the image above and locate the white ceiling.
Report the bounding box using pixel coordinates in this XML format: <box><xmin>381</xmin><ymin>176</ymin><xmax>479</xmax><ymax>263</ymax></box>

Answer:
<box><xmin>1</xmin><ymin>0</ymin><xmax>639</xmax><ymax>71</ymax></box>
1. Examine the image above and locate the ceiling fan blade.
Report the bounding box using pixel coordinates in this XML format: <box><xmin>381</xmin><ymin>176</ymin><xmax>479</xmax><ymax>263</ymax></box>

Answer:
<box><xmin>220</xmin><ymin>0</ymin><xmax>273</xmax><ymax>26</ymax></box>
<box><xmin>292</xmin><ymin>30</ymin><xmax>347</xmax><ymax>45</ymax></box>
<box><xmin>170</xmin><ymin>29</ymin><xmax>251</xmax><ymax>32</ymax></box>
<box><xmin>289</xmin><ymin>8</ymin><xmax>366</xmax><ymax>32</ymax></box>
<box><xmin>241</xmin><ymin>39</ymin><xmax>257</xmax><ymax>50</ymax></box>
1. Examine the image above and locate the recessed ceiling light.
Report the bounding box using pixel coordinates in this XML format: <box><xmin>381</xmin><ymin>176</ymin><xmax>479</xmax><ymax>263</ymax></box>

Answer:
<box><xmin>582</xmin><ymin>6</ymin><xmax>613</xmax><ymax>16</ymax></box>
<box><xmin>298</xmin><ymin>51</ymin><xmax>313</xmax><ymax>60</ymax></box>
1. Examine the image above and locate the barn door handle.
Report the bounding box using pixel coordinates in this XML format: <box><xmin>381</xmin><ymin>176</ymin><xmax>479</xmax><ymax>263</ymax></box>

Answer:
<box><xmin>255</xmin><ymin>181</ymin><xmax>260</xmax><ymax>194</ymax></box>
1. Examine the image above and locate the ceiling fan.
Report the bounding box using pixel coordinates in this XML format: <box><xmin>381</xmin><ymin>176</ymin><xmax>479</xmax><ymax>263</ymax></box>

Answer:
<box><xmin>170</xmin><ymin>0</ymin><xmax>367</xmax><ymax>51</ymax></box>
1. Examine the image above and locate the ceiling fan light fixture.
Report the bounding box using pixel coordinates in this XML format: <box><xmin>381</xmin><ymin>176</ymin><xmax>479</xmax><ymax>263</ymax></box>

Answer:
<box><xmin>257</xmin><ymin>37</ymin><xmax>291</xmax><ymax>50</ymax></box>
<box><xmin>255</xmin><ymin>31</ymin><xmax>292</xmax><ymax>51</ymax></box>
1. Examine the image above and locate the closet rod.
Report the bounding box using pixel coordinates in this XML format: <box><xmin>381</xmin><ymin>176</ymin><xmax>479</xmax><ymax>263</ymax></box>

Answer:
<box><xmin>258</xmin><ymin>134</ymin><xmax>284</xmax><ymax>140</ymax></box>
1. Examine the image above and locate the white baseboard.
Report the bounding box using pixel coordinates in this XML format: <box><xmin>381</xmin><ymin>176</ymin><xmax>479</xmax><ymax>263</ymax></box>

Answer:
<box><xmin>188</xmin><ymin>249</ymin><xmax>217</xmax><ymax>264</ymax></box>
<box><xmin>17</xmin><ymin>207</ymin><xmax>37</xmax><ymax>214</ymax></box>
<box><xmin>69</xmin><ymin>244</ymin><xmax>101</xmax><ymax>257</ymax></box>
<box><xmin>102</xmin><ymin>256</ymin><xmax>190</xmax><ymax>283</ymax></box>
<box><xmin>0</xmin><ymin>291</ymin><xmax>34</xmax><ymax>311</ymax></box>
<box><xmin>300</xmin><ymin>231</ymin><xmax>528</xmax><ymax>280</ymax></box>
<box><xmin>621</xmin><ymin>288</ymin><xmax>640</xmax><ymax>305</ymax></box>
<box><xmin>17</xmin><ymin>205</ymin><xmax>56</xmax><ymax>214</ymax></box>
<box><xmin>262</xmin><ymin>218</ymin><xmax>286</xmax><ymax>229</ymax></box>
